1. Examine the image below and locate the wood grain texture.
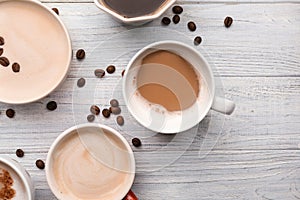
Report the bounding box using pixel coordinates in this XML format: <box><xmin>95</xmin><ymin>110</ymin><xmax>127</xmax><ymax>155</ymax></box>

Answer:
<box><xmin>0</xmin><ymin>1</ymin><xmax>299</xmax><ymax>200</ymax></box>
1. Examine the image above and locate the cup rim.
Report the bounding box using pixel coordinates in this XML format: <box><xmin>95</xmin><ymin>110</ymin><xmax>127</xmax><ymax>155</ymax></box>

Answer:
<box><xmin>46</xmin><ymin>123</ymin><xmax>136</xmax><ymax>200</ymax></box>
<box><xmin>0</xmin><ymin>155</ymin><xmax>33</xmax><ymax>200</ymax></box>
<box><xmin>0</xmin><ymin>0</ymin><xmax>72</xmax><ymax>104</ymax></box>
<box><xmin>123</xmin><ymin>40</ymin><xmax>216</xmax><ymax>133</ymax></box>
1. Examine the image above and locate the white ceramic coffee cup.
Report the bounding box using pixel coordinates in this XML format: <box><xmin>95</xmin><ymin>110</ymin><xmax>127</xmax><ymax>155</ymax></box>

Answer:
<box><xmin>0</xmin><ymin>155</ymin><xmax>35</xmax><ymax>200</ymax></box>
<box><xmin>46</xmin><ymin>124</ymin><xmax>137</xmax><ymax>200</ymax></box>
<box><xmin>123</xmin><ymin>40</ymin><xmax>235</xmax><ymax>134</ymax></box>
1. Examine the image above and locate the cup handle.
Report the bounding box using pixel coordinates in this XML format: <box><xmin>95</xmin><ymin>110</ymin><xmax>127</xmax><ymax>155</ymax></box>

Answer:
<box><xmin>211</xmin><ymin>96</ymin><xmax>235</xmax><ymax>115</ymax></box>
<box><xmin>123</xmin><ymin>190</ymin><xmax>138</xmax><ymax>200</ymax></box>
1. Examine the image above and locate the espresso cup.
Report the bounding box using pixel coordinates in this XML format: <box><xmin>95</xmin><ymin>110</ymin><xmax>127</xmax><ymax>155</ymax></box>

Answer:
<box><xmin>123</xmin><ymin>41</ymin><xmax>235</xmax><ymax>134</ymax></box>
<box><xmin>46</xmin><ymin>124</ymin><xmax>137</xmax><ymax>200</ymax></box>
<box><xmin>0</xmin><ymin>156</ymin><xmax>35</xmax><ymax>200</ymax></box>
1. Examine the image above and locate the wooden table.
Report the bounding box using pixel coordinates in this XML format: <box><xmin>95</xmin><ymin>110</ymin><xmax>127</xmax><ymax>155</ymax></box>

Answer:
<box><xmin>0</xmin><ymin>0</ymin><xmax>299</xmax><ymax>199</ymax></box>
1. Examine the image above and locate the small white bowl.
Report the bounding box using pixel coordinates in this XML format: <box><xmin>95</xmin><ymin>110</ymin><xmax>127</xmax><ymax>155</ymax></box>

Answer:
<box><xmin>94</xmin><ymin>0</ymin><xmax>176</xmax><ymax>25</ymax></box>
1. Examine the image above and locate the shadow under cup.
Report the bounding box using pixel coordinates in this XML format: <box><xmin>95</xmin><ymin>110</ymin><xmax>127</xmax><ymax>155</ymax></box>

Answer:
<box><xmin>46</xmin><ymin>124</ymin><xmax>135</xmax><ymax>200</ymax></box>
<box><xmin>123</xmin><ymin>41</ymin><xmax>215</xmax><ymax>133</ymax></box>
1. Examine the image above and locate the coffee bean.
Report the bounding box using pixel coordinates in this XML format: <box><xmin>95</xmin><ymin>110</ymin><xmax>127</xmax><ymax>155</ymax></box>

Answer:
<box><xmin>87</xmin><ymin>114</ymin><xmax>95</xmax><ymax>122</ymax></box>
<box><xmin>95</xmin><ymin>69</ymin><xmax>105</xmax><ymax>78</ymax></box>
<box><xmin>224</xmin><ymin>16</ymin><xmax>233</xmax><ymax>28</ymax></box>
<box><xmin>6</xmin><ymin>109</ymin><xmax>15</xmax><ymax>118</ymax></box>
<box><xmin>172</xmin><ymin>15</ymin><xmax>180</xmax><ymax>24</ymax></box>
<box><xmin>116</xmin><ymin>116</ymin><xmax>124</xmax><ymax>126</ymax></box>
<box><xmin>121</xmin><ymin>70</ymin><xmax>125</xmax><ymax>77</ymax></box>
<box><xmin>110</xmin><ymin>99</ymin><xmax>119</xmax><ymax>107</ymax></box>
<box><xmin>52</xmin><ymin>8</ymin><xmax>59</xmax><ymax>15</ymax></box>
<box><xmin>102</xmin><ymin>108</ymin><xmax>110</xmax><ymax>118</ymax></box>
<box><xmin>0</xmin><ymin>57</ymin><xmax>10</xmax><ymax>67</ymax></box>
<box><xmin>0</xmin><ymin>36</ymin><xmax>4</xmax><ymax>45</ymax></box>
<box><xmin>90</xmin><ymin>105</ymin><xmax>100</xmax><ymax>115</ymax></box>
<box><xmin>172</xmin><ymin>5</ymin><xmax>183</xmax><ymax>14</ymax></box>
<box><xmin>132</xmin><ymin>138</ymin><xmax>141</xmax><ymax>147</ymax></box>
<box><xmin>77</xmin><ymin>78</ymin><xmax>85</xmax><ymax>88</ymax></box>
<box><xmin>187</xmin><ymin>21</ymin><xmax>196</xmax><ymax>31</ymax></box>
<box><xmin>12</xmin><ymin>63</ymin><xmax>20</xmax><ymax>73</ymax></box>
<box><xmin>76</xmin><ymin>49</ymin><xmax>85</xmax><ymax>60</ymax></box>
<box><xmin>110</xmin><ymin>107</ymin><xmax>121</xmax><ymax>115</ymax></box>
<box><xmin>194</xmin><ymin>36</ymin><xmax>202</xmax><ymax>45</ymax></box>
<box><xmin>47</xmin><ymin>101</ymin><xmax>57</xmax><ymax>111</ymax></box>
<box><xmin>35</xmin><ymin>160</ymin><xmax>45</xmax><ymax>170</ymax></box>
<box><xmin>0</xmin><ymin>48</ymin><xmax>3</xmax><ymax>56</ymax></box>
<box><xmin>16</xmin><ymin>149</ymin><xmax>24</xmax><ymax>158</ymax></box>
<box><xmin>106</xmin><ymin>65</ymin><xmax>116</xmax><ymax>74</ymax></box>
<box><xmin>161</xmin><ymin>17</ymin><xmax>171</xmax><ymax>25</ymax></box>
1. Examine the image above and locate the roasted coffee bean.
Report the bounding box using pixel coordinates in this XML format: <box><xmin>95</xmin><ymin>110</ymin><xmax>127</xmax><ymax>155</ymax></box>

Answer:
<box><xmin>0</xmin><ymin>48</ymin><xmax>3</xmax><ymax>56</ymax></box>
<box><xmin>161</xmin><ymin>17</ymin><xmax>171</xmax><ymax>25</ymax></box>
<box><xmin>0</xmin><ymin>36</ymin><xmax>4</xmax><ymax>45</ymax></box>
<box><xmin>76</xmin><ymin>49</ymin><xmax>85</xmax><ymax>60</ymax></box>
<box><xmin>90</xmin><ymin>105</ymin><xmax>100</xmax><ymax>115</ymax></box>
<box><xmin>116</xmin><ymin>116</ymin><xmax>124</xmax><ymax>126</ymax></box>
<box><xmin>77</xmin><ymin>78</ymin><xmax>86</xmax><ymax>88</ymax></box>
<box><xmin>47</xmin><ymin>101</ymin><xmax>57</xmax><ymax>111</ymax></box>
<box><xmin>187</xmin><ymin>21</ymin><xmax>196</xmax><ymax>31</ymax></box>
<box><xmin>172</xmin><ymin>5</ymin><xmax>183</xmax><ymax>14</ymax></box>
<box><xmin>0</xmin><ymin>57</ymin><xmax>10</xmax><ymax>67</ymax></box>
<box><xmin>106</xmin><ymin>65</ymin><xmax>116</xmax><ymax>74</ymax></box>
<box><xmin>172</xmin><ymin>15</ymin><xmax>180</xmax><ymax>24</ymax></box>
<box><xmin>52</xmin><ymin>8</ymin><xmax>59</xmax><ymax>15</ymax></box>
<box><xmin>87</xmin><ymin>114</ymin><xmax>95</xmax><ymax>122</ymax></box>
<box><xmin>102</xmin><ymin>108</ymin><xmax>110</xmax><ymax>118</ymax></box>
<box><xmin>132</xmin><ymin>138</ymin><xmax>141</xmax><ymax>147</ymax></box>
<box><xmin>16</xmin><ymin>149</ymin><xmax>24</xmax><ymax>158</ymax></box>
<box><xmin>94</xmin><ymin>69</ymin><xmax>105</xmax><ymax>78</ymax></box>
<box><xmin>194</xmin><ymin>36</ymin><xmax>202</xmax><ymax>45</ymax></box>
<box><xmin>110</xmin><ymin>107</ymin><xmax>121</xmax><ymax>115</ymax></box>
<box><xmin>6</xmin><ymin>109</ymin><xmax>15</xmax><ymax>118</ymax></box>
<box><xmin>224</xmin><ymin>16</ymin><xmax>233</xmax><ymax>28</ymax></box>
<box><xmin>12</xmin><ymin>63</ymin><xmax>20</xmax><ymax>73</ymax></box>
<box><xmin>36</xmin><ymin>159</ymin><xmax>45</xmax><ymax>170</ymax></box>
<box><xmin>121</xmin><ymin>70</ymin><xmax>125</xmax><ymax>77</ymax></box>
<box><xmin>110</xmin><ymin>99</ymin><xmax>119</xmax><ymax>107</ymax></box>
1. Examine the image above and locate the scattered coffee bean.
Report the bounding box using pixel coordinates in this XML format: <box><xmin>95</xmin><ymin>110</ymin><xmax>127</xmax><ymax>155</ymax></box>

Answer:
<box><xmin>106</xmin><ymin>65</ymin><xmax>116</xmax><ymax>74</ymax></box>
<box><xmin>76</xmin><ymin>49</ymin><xmax>85</xmax><ymax>60</ymax></box>
<box><xmin>87</xmin><ymin>114</ymin><xmax>95</xmax><ymax>122</ymax></box>
<box><xmin>35</xmin><ymin>159</ymin><xmax>45</xmax><ymax>170</ymax></box>
<box><xmin>102</xmin><ymin>108</ymin><xmax>110</xmax><ymax>118</ymax></box>
<box><xmin>161</xmin><ymin>17</ymin><xmax>171</xmax><ymax>25</ymax></box>
<box><xmin>12</xmin><ymin>63</ymin><xmax>20</xmax><ymax>73</ymax></box>
<box><xmin>0</xmin><ymin>57</ymin><xmax>10</xmax><ymax>67</ymax></box>
<box><xmin>224</xmin><ymin>16</ymin><xmax>233</xmax><ymax>28</ymax></box>
<box><xmin>47</xmin><ymin>101</ymin><xmax>57</xmax><ymax>111</ymax></box>
<box><xmin>6</xmin><ymin>109</ymin><xmax>15</xmax><ymax>118</ymax></box>
<box><xmin>94</xmin><ymin>69</ymin><xmax>105</xmax><ymax>78</ymax></box>
<box><xmin>77</xmin><ymin>78</ymin><xmax>86</xmax><ymax>88</ymax></box>
<box><xmin>187</xmin><ymin>21</ymin><xmax>196</xmax><ymax>31</ymax></box>
<box><xmin>90</xmin><ymin>105</ymin><xmax>100</xmax><ymax>115</ymax></box>
<box><xmin>110</xmin><ymin>107</ymin><xmax>121</xmax><ymax>115</ymax></box>
<box><xmin>0</xmin><ymin>48</ymin><xmax>3</xmax><ymax>56</ymax></box>
<box><xmin>52</xmin><ymin>8</ymin><xmax>59</xmax><ymax>15</ymax></box>
<box><xmin>132</xmin><ymin>138</ymin><xmax>141</xmax><ymax>147</ymax></box>
<box><xmin>0</xmin><ymin>36</ymin><xmax>4</xmax><ymax>45</ymax></box>
<box><xmin>194</xmin><ymin>36</ymin><xmax>202</xmax><ymax>45</ymax></box>
<box><xmin>110</xmin><ymin>99</ymin><xmax>119</xmax><ymax>107</ymax></box>
<box><xmin>16</xmin><ymin>149</ymin><xmax>24</xmax><ymax>158</ymax></box>
<box><xmin>172</xmin><ymin>15</ymin><xmax>180</xmax><ymax>24</ymax></box>
<box><xmin>121</xmin><ymin>70</ymin><xmax>125</xmax><ymax>77</ymax></box>
<box><xmin>172</xmin><ymin>5</ymin><xmax>183</xmax><ymax>14</ymax></box>
<box><xmin>116</xmin><ymin>116</ymin><xmax>124</xmax><ymax>126</ymax></box>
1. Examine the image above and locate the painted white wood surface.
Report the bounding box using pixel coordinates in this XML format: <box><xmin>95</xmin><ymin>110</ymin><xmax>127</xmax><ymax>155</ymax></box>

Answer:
<box><xmin>0</xmin><ymin>1</ymin><xmax>299</xmax><ymax>200</ymax></box>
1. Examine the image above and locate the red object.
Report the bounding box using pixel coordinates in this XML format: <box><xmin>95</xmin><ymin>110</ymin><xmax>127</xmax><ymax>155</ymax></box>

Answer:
<box><xmin>123</xmin><ymin>190</ymin><xmax>138</xmax><ymax>200</ymax></box>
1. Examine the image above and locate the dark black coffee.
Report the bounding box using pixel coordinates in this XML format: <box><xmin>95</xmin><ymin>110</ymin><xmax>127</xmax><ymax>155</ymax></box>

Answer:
<box><xmin>103</xmin><ymin>0</ymin><xmax>167</xmax><ymax>18</ymax></box>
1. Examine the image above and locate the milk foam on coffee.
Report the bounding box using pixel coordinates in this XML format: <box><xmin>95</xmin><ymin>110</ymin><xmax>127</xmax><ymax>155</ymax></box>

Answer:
<box><xmin>49</xmin><ymin>128</ymin><xmax>134</xmax><ymax>200</ymax></box>
<box><xmin>0</xmin><ymin>162</ymin><xmax>28</xmax><ymax>200</ymax></box>
<box><xmin>137</xmin><ymin>50</ymin><xmax>200</xmax><ymax>112</ymax></box>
